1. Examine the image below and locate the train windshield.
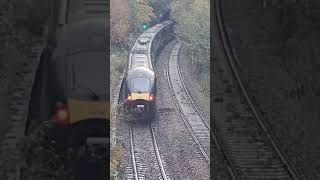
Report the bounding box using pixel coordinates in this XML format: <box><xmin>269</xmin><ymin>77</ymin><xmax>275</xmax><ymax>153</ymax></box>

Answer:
<box><xmin>129</xmin><ymin>78</ymin><xmax>151</xmax><ymax>93</ymax></box>
<box><xmin>69</xmin><ymin>52</ymin><xmax>108</xmax><ymax>101</ymax></box>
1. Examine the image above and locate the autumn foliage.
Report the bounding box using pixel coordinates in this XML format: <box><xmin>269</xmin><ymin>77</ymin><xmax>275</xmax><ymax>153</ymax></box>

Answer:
<box><xmin>110</xmin><ymin>0</ymin><xmax>130</xmax><ymax>45</ymax></box>
<box><xmin>134</xmin><ymin>0</ymin><xmax>155</xmax><ymax>25</ymax></box>
<box><xmin>111</xmin><ymin>0</ymin><xmax>156</xmax><ymax>46</ymax></box>
<box><xmin>171</xmin><ymin>0</ymin><xmax>210</xmax><ymax>72</ymax></box>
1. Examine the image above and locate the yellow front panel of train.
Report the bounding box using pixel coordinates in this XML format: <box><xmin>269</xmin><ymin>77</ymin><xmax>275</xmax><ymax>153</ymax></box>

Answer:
<box><xmin>131</xmin><ymin>93</ymin><xmax>149</xmax><ymax>101</ymax></box>
<box><xmin>68</xmin><ymin>98</ymin><xmax>110</xmax><ymax>124</ymax></box>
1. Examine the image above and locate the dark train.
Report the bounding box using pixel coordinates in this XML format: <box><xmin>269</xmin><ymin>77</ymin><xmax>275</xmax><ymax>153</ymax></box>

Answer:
<box><xmin>25</xmin><ymin>0</ymin><xmax>108</xmax><ymax>178</ymax></box>
<box><xmin>119</xmin><ymin>20</ymin><xmax>174</xmax><ymax>120</ymax></box>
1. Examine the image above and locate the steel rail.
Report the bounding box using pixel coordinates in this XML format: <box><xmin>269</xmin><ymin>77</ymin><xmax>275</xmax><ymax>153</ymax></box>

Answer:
<box><xmin>214</xmin><ymin>0</ymin><xmax>300</xmax><ymax>179</ymax></box>
<box><xmin>176</xmin><ymin>54</ymin><xmax>210</xmax><ymax>130</ymax></box>
<box><xmin>129</xmin><ymin>123</ymin><xmax>169</xmax><ymax>180</ymax></box>
<box><xmin>129</xmin><ymin>123</ymin><xmax>139</xmax><ymax>180</ymax></box>
<box><xmin>150</xmin><ymin>125</ymin><xmax>169</xmax><ymax>180</ymax></box>
<box><xmin>176</xmin><ymin>41</ymin><xmax>239</xmax><ymax>179</ymax></box>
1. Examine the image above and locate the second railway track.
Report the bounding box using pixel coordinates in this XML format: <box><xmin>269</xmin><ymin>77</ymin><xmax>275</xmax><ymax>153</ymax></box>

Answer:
<box><xmin>0</xmin><ymin>39</ymin><xmax>45</xmax><ymax>180</ymax></box>
<box><xmin>167</xmin><ymin>42</ymin><xmax>210</xmax><ymax>164</ymax></box>
<box><xmin>213</xmin><ymin>0</ymin><xmax>301</xmax><ymax>179</ymax></box>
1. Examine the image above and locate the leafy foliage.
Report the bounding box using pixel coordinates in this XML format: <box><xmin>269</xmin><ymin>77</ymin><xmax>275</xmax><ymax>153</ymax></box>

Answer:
<box><xmin>111</xmin><ymin>0</ymin><xmax>131</xmax><ymax>45</ymax></box>
<box><xmin>111</xmin><ymin>0</ymin><xmax>156</xmax><ymax>46</ymax></box>
<box><xmin>131</xmin><ymin>0</ymin><xmax>156</xmax><ymax>32</ymax></box>
<box><xmin>171</xmin><ymin>0</ymin><xmax>210</xmax><ymax>73</ymax></box>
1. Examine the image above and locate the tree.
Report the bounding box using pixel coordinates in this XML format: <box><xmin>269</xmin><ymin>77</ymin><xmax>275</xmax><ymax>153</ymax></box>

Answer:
<box><xmin>111</xmin><ymin>0</ymin><xmax>130</xmax><ymax>45</ymax></box>
<box><xmin>132</xmin><ymin>0</ymin><xmax>155</xmax><ymax>32</ymax></box>
<box><xmin>171</xmin><ymin>0</ymin><xmax>210</xmax><ymax>73</ymax></box>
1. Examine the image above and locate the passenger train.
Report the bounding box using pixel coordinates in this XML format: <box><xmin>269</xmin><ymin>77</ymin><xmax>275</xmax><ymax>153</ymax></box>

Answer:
<box><xmin>26</xmin><ymin>0</ymin><xmax>108</xmax><ymax>178</ymax></box>
<box><xmin>120</xmin><ymin>20</ymin><xmax>174</xmax><ymax>119</ymax></box>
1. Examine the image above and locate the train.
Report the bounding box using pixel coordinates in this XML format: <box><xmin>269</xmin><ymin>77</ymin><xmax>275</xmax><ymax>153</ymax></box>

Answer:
<box><xmin>119</xmin><ymin>20</ymin><xmax>174</xmax><ymax>120</ymax></box>
<box><xmin>25</xmin><ymin>0</ymin><xmax>108</xmax><ymax>178</ymax></box>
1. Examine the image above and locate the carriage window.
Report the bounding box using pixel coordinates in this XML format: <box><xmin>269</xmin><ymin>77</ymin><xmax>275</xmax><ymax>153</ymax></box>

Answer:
<box><xmin>129</xmin><ymin>78</ymin><xmax>151</xmax><ymax>93</ymax></box>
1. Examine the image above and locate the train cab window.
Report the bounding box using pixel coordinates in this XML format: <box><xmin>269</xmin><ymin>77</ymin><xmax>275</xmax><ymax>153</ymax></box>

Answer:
<box><xmin>69</xmin><ymin>52</ymin><xmax>107</xmax><ymax>101</ymax></box>
<box><xmin>129</xmin><ymin>78</ymin><xmax>151</xmax><ymax>93</ymax></box>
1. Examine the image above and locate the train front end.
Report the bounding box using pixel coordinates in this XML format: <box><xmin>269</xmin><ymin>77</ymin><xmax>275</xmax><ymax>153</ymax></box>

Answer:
<box><xmin>123</xmin><ymin>67</ymin><xmax>157</xmax><ymax>119</ymax></box>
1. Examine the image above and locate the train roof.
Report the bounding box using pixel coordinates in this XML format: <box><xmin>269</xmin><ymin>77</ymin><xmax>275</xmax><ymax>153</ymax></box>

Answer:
<box><xmin>139</xmin><ymin>33</ymin><xmax>154</xmax><ymax>38</ymax></box>
<box><xmin>133</xmin><ymin>42</ymin><xmax>149</xmax><ymax>51</ymax></box>
<box><xmin>131</xmin><ymin>20</ymin><xmax>173</xmax><ymax>51</ymax></box>
<box><xmin>127</xmin><ymin>67</ymin><xmax>155</xmax><ymax>80</ymax></box>
<box><xmin>128</xmin><ymin>20</ymin><xmax>174</xmax><ymax>74</ymax></box>
<box><xmin>136</xmin><ymin>37</ymin><xmax>151</xmax><ymax>46</ymax></box>
<box><xmin>130</xmin><ymin>53</ymin><xmax>151</xmax><ymax>69</ymax></box>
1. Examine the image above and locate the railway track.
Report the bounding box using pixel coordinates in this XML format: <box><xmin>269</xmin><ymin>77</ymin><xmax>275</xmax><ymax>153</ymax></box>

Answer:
<box><xmin>0</xmin><ymin>39</ymin><xmax>45</xmax><ymax>180</ymax></box>
<box><xmin>214</xmin><ymin>0</ymin><xmax>301</xmax><ymax>179</ymax></box>
<box><xmin>128</xmin><ymin>123</ymin><xmax>169</xmax><ymax>180</ymax></box>
<box><xmin>167</xmin><ymin>42</ymin><xmax>210</xmax><ymax>164</ymax></box>
<box><xmin>117</xmin><ymin>52</ymin><xmax>170</xmax><ymax>180</ymax></box>
<box><xmin>175</xmin><ymin>42</ymin><xmax>238</xmax><ymax>178</ymax></box>
<box><xmin>117</xmin><ymin>40</ymin><xmax>210</xmax><ymax>179</ymax></box>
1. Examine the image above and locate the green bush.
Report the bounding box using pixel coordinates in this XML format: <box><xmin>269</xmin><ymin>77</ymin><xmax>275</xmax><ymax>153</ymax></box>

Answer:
<box><xmin>171</xmin><ymin>0</ymin><xmax>210</xmax><ymax>75</ymax></box>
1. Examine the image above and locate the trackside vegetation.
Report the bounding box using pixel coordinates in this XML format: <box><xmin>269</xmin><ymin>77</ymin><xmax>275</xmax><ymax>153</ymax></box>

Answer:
<box><xmin>171</xmin><ymin>0</ymin><xmax>210</xmax><ymax>74</ymax></box>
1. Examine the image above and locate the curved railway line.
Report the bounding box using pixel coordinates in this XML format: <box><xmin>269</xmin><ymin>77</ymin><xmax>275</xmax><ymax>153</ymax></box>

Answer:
<box><xmin>0</xmin><ymin>39</ymin><xmax>45</xmax><ymax>180</ymax></box>
<box><xmin>214</xmin><ymin>0</ymin><xmax>301</xmax><ymax>179</ymax></box>
<box><xmin>176</xmin><ymin>48</ymin><xmax>210</xmax><ymax>130</ymax></box>
<box><xmin>175</xmin><ymin>41</ymin><xmax>240</xmax><ymax>179</ymax></box>
<box><xmin>167</xmin><ymin>42</ymin><xmax>210</xmax><ymax>164</ymax></box>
